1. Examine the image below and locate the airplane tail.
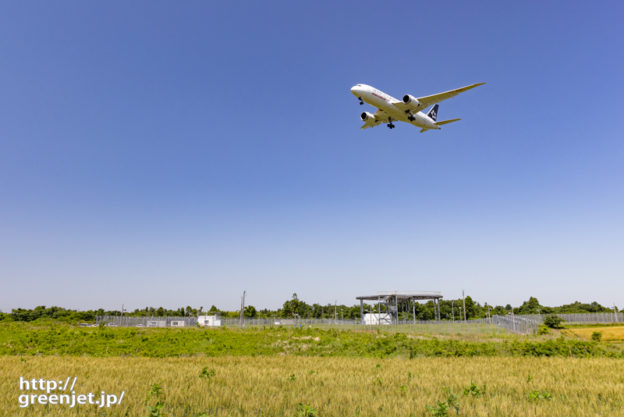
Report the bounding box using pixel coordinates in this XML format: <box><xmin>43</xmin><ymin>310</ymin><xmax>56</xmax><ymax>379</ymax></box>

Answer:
<box><xmin>419</xmin><ymin>118</ymin><xmax>461</xmax><ymax>133</ymax></box>
<box><xmin>427</xmin><ymin>104</ymin><xmax>439</xmax><ymax>121</ymax></box>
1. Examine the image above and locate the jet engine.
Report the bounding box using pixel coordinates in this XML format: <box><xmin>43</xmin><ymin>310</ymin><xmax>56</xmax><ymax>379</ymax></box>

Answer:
<box><xmin>360</xmin><ymin>112</ymin><xmax>375</xmax><ymax>121</ymax></box>
<box><xmin>402</xmin><ymin>94</ymin><xmax>421</xmax><ymax>107</ymax></box>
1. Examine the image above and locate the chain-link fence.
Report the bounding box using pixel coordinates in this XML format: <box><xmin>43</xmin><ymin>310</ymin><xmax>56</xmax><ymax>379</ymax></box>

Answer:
<box><xmin>96</xmin><ymin>314</ymin><xmax>539</xmax><ymax>334</ymax></box>
<box><xmin>490</xmin><ymin>315</ymin><xmax>539</xmax><ymax>334</ymax></box>
<box><xmin>522</xmin><ymin>312</ymin><xmax>622</xmax><ymax>324</ymax></box>
<box><xmin>97</xmin><ymin>312</ymin><xmax>623</xmax><ymax>335</ymax></box>
<box><xmin>96</xmin><ymin>315</ymin><xmax>197</xmax><ymax>327</ymax></box>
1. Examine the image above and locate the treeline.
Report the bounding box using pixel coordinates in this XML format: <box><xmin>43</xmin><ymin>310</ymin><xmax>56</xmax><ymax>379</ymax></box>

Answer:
<box><xmin>0</xmin><ymin>295</ymin><xmax>619</xmax><ymax>323</ymax></box>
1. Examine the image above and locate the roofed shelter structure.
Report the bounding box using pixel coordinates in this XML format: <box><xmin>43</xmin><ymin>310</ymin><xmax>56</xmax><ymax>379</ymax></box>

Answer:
<box><xmin>356</xmin><ymin>291</ymin><xmax>443</xmax><ymax>324</ymax></box>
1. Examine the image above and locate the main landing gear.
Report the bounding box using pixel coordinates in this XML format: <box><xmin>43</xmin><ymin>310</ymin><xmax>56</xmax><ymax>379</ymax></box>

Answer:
<box><xmin>387</xmin><ymin>120</ymin><xmax>395</xmax><ymax>129</ymax></box>
<box><xmin>405</xmin><ymin>110</ymin><xmax>415</xmax><ymax>121</ymax></box>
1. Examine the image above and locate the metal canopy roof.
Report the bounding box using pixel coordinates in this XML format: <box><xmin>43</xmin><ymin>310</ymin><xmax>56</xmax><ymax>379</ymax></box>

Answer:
<box><xmin>356</xmin><ymin>291</ymin><xmax>442</xmax><ymax>301</ymax></box>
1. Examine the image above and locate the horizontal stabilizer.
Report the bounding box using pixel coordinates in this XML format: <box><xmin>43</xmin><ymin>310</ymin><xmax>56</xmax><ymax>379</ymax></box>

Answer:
<box><xmin>421</xmin><ymin>118</ymin><xmax>461</xmax><ymax>133</ymax></box>
<box><xmin>435</xmin><ymin>118</ymin><xmax>461</xmax><ymax>126</ymax></box>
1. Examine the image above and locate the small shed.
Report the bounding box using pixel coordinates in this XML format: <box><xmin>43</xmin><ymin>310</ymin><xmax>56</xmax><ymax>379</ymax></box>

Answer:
<box><xmin>198</xmin><ymin>315</ymin><xmax>222</xmax><ymax>327</ymax></box>
<box><xmin>363</xmin><ymin>313</ymin><xmax>392</xmax><ymax>325</ymax></box>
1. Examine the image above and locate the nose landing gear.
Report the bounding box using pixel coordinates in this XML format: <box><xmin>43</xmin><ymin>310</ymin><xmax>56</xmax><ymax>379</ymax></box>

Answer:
<box><xmin>358</xmin><ymin>97</ymin><xmax>364</xmax><ymax>105</ymax></box>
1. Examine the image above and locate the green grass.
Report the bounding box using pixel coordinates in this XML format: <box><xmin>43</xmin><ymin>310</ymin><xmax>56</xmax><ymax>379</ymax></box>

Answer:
<box><xmin>1</xmin><ymin>321</ymin><xmax>623</xmax><ymax>358</ymax></box>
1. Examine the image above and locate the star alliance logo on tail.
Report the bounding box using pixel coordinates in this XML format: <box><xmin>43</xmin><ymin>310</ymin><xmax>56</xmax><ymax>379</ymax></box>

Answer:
<box><xmin>427</xmin><ymin>104</ymin><xmax>439</xmax><ymax>122</ymax></box>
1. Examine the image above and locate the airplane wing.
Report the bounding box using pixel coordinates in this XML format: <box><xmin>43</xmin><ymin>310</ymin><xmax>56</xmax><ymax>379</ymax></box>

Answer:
<box><xmin>394</xmin><ymin>82</ymin><xmax>485</xmax><ymax>113</ymax></box>
<box><xmin>361</xmin><ymin>109</ymin><xmax>389</xmax><ymax>129</ymax></box>
<box><xmin>415</xmin><ymin>82</ymin><xmax>485</xmax><ymax>108</ymax></box>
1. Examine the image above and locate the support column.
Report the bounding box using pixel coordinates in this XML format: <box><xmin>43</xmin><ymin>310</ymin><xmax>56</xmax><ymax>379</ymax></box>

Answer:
<box><xmin>437</xmin><ymin>299</ymin><xmax>440</xmax><ymax>321</ymax></box>
<box><xmin>436</xmin><ymin>299</ymin><xmax>440</xmax><ymax>321</ymax></box>
<box><xmin>360</xmin><ymin>299</ymin><xmax>364</xmax><ymax>325</ymax></box>
<box><xmin>395</xmin><ymin>295</ymin><xmax>398</xmax><ymax>325</ymax></box>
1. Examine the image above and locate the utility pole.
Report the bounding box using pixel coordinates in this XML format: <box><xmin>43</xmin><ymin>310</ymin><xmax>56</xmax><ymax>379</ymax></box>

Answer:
<box><xmin>334</xmin><ymin>300</ymin><xmax>337</xmax><ymax>323</ymax></box>
<box><xmin>462</xmin><ymin>290</ymin><xmax>466</xmax><ymax>321</ymax></box>
<box><xmin>451</xmin><ymin>300</ymin><xmax>455</xmax><ymax>322</ymax></box>
<box><xmin>239</xmin><ymin>290</ymin><xmax>246</xmax><ymax>327</ymax></box>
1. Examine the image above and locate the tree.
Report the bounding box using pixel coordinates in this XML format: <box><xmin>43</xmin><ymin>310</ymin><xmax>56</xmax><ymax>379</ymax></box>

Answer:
<box><xmin>464</xmin><ymin>296</ymin><xmax>479</xmax><ymax>319</ymax></box>
<box><xmin>492</xmin><ymin>305</ymin><xmax>507</xmax><ymax>316</ymax></box>
<box><xmin>517</xmin><ymin>297</ymin><xmax>541</xmax><ymax>314</ymax></box>
<box><xmin>280</xmin><ymin>293</ymin><xmax>312</xmax><ymax>318</ymax></box>
<box><xmin>543</xmin><ymin>314</ymin><xmax>564</xmax><ymax>329</ymax></box>
<box><xmin>244</xmin><ymin>305</ymin><xmax>257</xmax><ymax>318</ymax></box>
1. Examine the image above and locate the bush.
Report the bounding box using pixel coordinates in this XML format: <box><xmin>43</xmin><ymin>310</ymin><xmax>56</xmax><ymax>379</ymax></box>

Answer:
<box><xmin>537</xmin><ymin>325</ymin><xmax>550</xmax><ymax>335</ymax></box>
<box><xmin>543</xmin><ymin>314</ymin><xmax>564</xmax><ymax>329</ymax></box>
<box><xmin>591</xmin><ymin>332</ymin><xmax>602</xmax><ymax>342</ymax></box>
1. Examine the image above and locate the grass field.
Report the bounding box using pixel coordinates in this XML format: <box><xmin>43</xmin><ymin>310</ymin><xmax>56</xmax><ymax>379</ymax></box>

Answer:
<box><xmin>1</xmin><ymin>321</ymin><xmax>622</xmax><ymax>358</ymax></box>
<box><xmin>564</xmin><ymin>325</ymin><xmax>624</xmax><ymax>342</ymax></box>
<box><xmin>1</xmin><ymin>322</ymin><xmax>624</xmax><ymax>416</ymax></box>
<box><xmin>2</xmin><ymin>356</ymin><xmax>624</xmax><ymax>416</ymax></box>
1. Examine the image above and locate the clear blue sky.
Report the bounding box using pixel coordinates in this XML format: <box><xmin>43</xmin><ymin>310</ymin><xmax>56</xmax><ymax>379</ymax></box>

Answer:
<box><xmin>1</xmin><ymin>1</ymin><xmax>622</xmax><ymax>312</ymax></box>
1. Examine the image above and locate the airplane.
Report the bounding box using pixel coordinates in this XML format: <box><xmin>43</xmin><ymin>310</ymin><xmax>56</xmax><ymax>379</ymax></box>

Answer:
<box><xmin>350</xmin><ymin>82</ymin><xmax>485</xmax><ymax>132</ymax></box>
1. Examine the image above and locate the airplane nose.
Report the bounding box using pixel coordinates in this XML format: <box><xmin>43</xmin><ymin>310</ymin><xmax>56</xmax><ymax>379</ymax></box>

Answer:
<box><xmin>350</xmin><ymin>86</ymin><xmax>360</xmax><ymax>96</ymax></box>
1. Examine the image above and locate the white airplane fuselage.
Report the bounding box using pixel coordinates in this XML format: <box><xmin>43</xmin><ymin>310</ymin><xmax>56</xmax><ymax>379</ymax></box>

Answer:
<box><xmin>350</xmin><ymin>84</ymin><xmax>439</xmax><ymax>130</ymax></box>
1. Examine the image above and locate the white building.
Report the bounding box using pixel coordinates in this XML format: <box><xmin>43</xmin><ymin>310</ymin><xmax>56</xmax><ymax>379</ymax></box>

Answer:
<box><xmin>198</xmin><ymin>315</ymin><xmax>222</xmax><ymax>327</ymax></box>
<box><xmin>363</xmin><ymin>313</ymin><xmax>392</xmax><ymax>325</ymax></box>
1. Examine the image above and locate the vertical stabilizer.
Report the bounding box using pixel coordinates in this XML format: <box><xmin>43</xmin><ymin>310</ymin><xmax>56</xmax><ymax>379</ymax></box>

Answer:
<box><xmin>427</xmin><ymin>104</ymin><xmax>439</xmax><ymax>121</ymax></box>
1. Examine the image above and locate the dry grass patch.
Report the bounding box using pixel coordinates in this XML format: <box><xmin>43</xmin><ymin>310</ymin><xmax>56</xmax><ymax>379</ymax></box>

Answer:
<box><xmin>1</xmin><ymin>356</ymin><xmax>624</xmax><ymax>416</ymax></box>
<box><xmin>565</xmin><ymin>326</ymin><xmax>624</xmax><ymax>342</ymax></box>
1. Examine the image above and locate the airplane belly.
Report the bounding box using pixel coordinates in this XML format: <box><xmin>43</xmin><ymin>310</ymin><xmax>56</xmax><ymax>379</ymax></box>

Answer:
<box><xmin>369</xmin><ymin>100</ymin><xmax>406</xmax><ymax>122</ymax></box>
<box><xmin>383</xmin><ymin>106</ymin><xmax>407</xmax><ymax>121</ymax></box>
<box><xmin>362</xmin><ymin>92</ymin><xmax>432</xmax><ymax>126</ymax></box>
<box><xmin>362</xmin><ymin>94</ymin><xmax>389</xmax><ymax>110</ymax></box>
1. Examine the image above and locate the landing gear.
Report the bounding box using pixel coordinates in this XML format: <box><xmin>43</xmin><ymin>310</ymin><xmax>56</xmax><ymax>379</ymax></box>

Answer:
<box><xmin>358</xmin><ymin>97</ymin><xmax>364</xmax><ymax>105</ymax></box>
<box><xmin>387</xmin><ymin>122</ymin><xmax>395</xmax><ymax>129</ymax></box>
<box><xmin>407</xmin><ymin>115</ymin><xmax>415</xmax><ymax>121</ymax></box>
